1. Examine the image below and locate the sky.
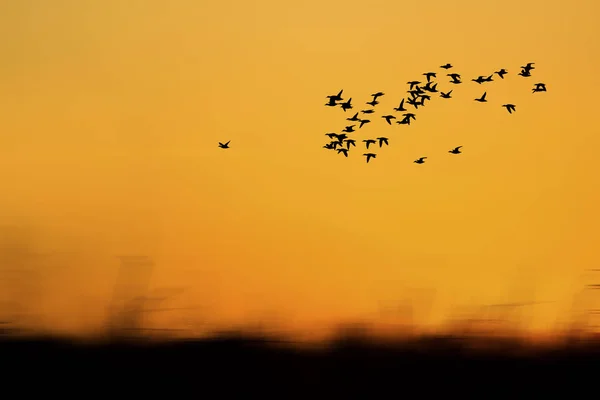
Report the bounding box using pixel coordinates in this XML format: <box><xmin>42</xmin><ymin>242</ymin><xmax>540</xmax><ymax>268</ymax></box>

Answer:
<box><xmin>1</xmin><ymin>0</ymin><xmax>600</xmax><ymax>340</ymax></box>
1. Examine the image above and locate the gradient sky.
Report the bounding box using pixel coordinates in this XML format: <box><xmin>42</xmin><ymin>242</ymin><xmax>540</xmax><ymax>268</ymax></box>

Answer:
<box><xmin>1</xmin><ymin>0</ymin><xmax>599</xmax><ymax>339</ymax></box>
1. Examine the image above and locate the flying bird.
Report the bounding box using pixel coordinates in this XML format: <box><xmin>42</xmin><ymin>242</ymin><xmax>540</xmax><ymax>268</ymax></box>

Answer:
<box><xmin>347</xmin><ymin>112</ymin><xmax>360</xmax><ymax>121</ymax></box>
<box><xmin>371</xmin><ymin>92</ymin><xmax>385</xmax><ymax>100</ymax></box>
<box><xmin>474</xmin><ymin>92</ymin><xmax>487</xmax><ymax>102</ymax></box>
<box><xmin>414</xmin><ymin>157</ymin><xmax>427</xmax><ymax>164</ymax></box>
<box><xmin>363</xmin><ymin>139</ymin><xmax>376</xmax><ymax>149</ymax></box>
<box><xmin>393</xmin><ymin>99</ymin><xmax>407</xmax><ymax>112</ymax></box>
<box><xmin>359</xmin><ymin>119</ymin><xmax>371</xmax><ymax>128</ymax></box>
<box><xmin>218</xmin><ymin>141</ymin><xmax>230</xmax><ymax>149</ymax></box>
<box><xmin>376</xmin><ymin>137</ymin><xmax>389</xmax><ymax>147</ymax></box>
<box><xmin>440</xmin><ymin>90</ymin><xmax>452</xmax><ymax>98</ymax></box>
<box><xmin>518</xmin><ymin>69</ymin><xmax>532</xmax><ymax>77</ymax></box>
<box><xmin>363</xmin><ymin>153</ymin><xmax>377</xmax><ymax>163</ymax></box>
<box><xmin>337</xmin><ymin>148</ymin><xmax>349</xmax><ymax>157</ymax></box>
<box><xmin>521</xmin><ymin>63</ymin><xmax>535</xmax><ymax>73</ymax></box>
<box><xmin>423</xmin><ymin>72</ymin><xmax>436</xmax><ymax>82</ymax></box>
<box><xmin>325</xmin><ymin>133</ymin><xmax>338</xmax><ymax>139</ymax></box>
<box><xmin>502</xmin><ymin>104</ymin><xmax>516</xmax><ymax>114</ymax></box>
<box><xmin>495</xmin><ymin>69</ymin><xmax>508</xmax><ymax>79</ymax></box>
<box><xmin>440</xmin><ymin>63</ymin><xmax>453</xmax><ymax>69</ymax></box>
<box><xmin>344</xmin><ymin>139</ymin><xmax>356</xmax><ymax>149</ymax></box>
<box><xmin>472</xmin><ymin>76</ymin><xmax>487</xmax><ymax>84</ymax></box>
<box><xmin>335</xmin><ymin>133</ymin><xmax>348</xmax><ymax>141</ymax></box>
<box><xmin>342</xmin><ymin>125</ymin><xmax>356</xmax><ymax>133</ymax></box>
<box><xmin>361</xmin><ymin>109</ymin><xmax>375</xmax><ymax>114</ymax></box>
<box><xmin>340</xmin><ymin>98</ymin><xmax>353</xmax><ymax>112</ymax></box>
<box><xmin>381</xmin><ymin>115</ymin><xmax>396</xmax><ymax>125</ymax></box>
<box><xmin>483</xmin><ymin>74</ymin><xmax>494</xmax><ymax>82</ymax></box>
<box><xmin>532</xmin><ymin>83</ymin><xmax>547</xmax><ymax>93</ymax></box>
<box><xmin>326</xmin><ymin>89</ymin><xmax>343</xmax><ymax>102</ymax></box>
<box><xmin>407</xmin><ymin>81</ymin><xmax>421</xmax><ymax>90</ymax></box>
<box><xmin>366</xmin><ymin>99</ymin><xmax>379</xmax><ymax>107</ymax></box>
<box><xmin>403</xmin><ymin>113</ymin><xmax>416</xmax><ymax>121</ymax></box>
<box><xmin>449</xmin><ymin>146</ymin><xmax>462</xmax><ymax>154</ymax></box>
<box><xmin>325</xmin><ymin>98</ymin><xmax>338</xmax><ymax>107</ymax></box>
<box><xmin>396</xmin><ymin>117</ymin><xmax>410</xmax><ymax>125</ymax></box>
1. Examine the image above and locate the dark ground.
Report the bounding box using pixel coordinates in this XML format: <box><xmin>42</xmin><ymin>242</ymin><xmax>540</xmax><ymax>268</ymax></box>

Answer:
<box><xmin>2</xmin><ymin>332</ymin><xmax>599</xmax><ymax>397</ymax></box>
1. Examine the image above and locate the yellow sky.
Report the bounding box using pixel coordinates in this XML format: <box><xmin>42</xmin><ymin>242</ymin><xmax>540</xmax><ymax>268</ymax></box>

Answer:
<box><xmin>1</xmin><ymin>0</ymin><xmax>600</xmax><ymax>339</ymax></box>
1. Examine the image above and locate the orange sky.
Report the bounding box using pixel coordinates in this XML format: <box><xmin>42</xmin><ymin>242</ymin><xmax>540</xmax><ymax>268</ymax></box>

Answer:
<box><xmin>1</xmin><ymin>0</ymin><xmax>600</xmax><ymax>340</ymax></box>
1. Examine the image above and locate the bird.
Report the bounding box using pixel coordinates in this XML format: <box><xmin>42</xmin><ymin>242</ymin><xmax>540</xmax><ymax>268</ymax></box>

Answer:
<box><xmin>342</xmin><ymin>125</ymin><xmax>356</xmax><ymax>133</ymax></box>
<box><xmin>393</xmin><ymin>99</ymin><xmax>407</xmax><ymax>112</ymax></box>
<box><xmin>344</xmin><ymin>139</ymin><xmax>356</xmax><ymax>149</ymax></box>
<box><xmin>323</xmin><ymin>143</ymin><xmax>335</xmax><ymax>150</ymax></box>
<box><xmin>521</xmin><ymin>63</ymin><xmax>535</xmax><ymax>73</ymax></box>
<box><xmin>346</xmin><ymin>112</ymin><xmax>360</xmax><ymax>121</ymax></box>
<box><xmin>414</xmin><ymin>157</ymin><xmax>427</xmax><ymax>164</ymax></box>
<box><xmin>423</xmin><ymin>72</ymin><xmax>436</xmax><ymax>82</ymax></box>
<box><xmin>363</xmin><ymin>153</ymin><xmax>377</xmax><ymax>163</ymax></box>
<box><xmin>474</xmin><ymin>92</ymin><xmax>487</xmax><ymax>102</ymax></box>
<box><xmin>366</xmin><ymin>99</ymin><xmax>379</xmax><ymax>107</ymax></box>
<box><xmin>502</xmin><ymin>104</ymin><xmax>516</xmax><ymax>114</ymax></box>
<box><xmin>381</xmin><ymin>115</ymin><xmax>396</xmax><ymax>125</ymax></box>
<box><xmin>403</xmin><ymin>113</ymin><xmax>416</xmax><ymax>121</ymax></box>
<box><xmin>325</xmin><ymin>133</ymin><xmax>338</xmax><ymax>139</ymax></box>
<box><xmin>483</xmin><ymin>74</ymin><xmax>494</xmax><ymax>82</ymax></box>
<box><xmin>396</xmin><ymin>117</ymin><xmax>410</xmax><ymax>125</ymax></box>
<box><xmin>361</xmin><ymin>109</ymin><xmax>375</xmax><ymax>114</ymax></box>
<box><xmin>376</xmin><ymin>137</ymin><xmax>389</xmax><ymax>147</ymax></box>
<box><xmin>335</xmin><ymin>133</ymin><xmax>348</xmax><ymax>141</ymax></box>
<box><xmin>363</xmin><ymin>139</ymin><xmax>376</xmax><ymax>149</ymax></box>
<box><xmin>472</xmin><ymin>76</ymin><xmax>487</xmax><ymax>84</ymax></box>
<box><xmin>518</xmin><ymin>69</ymin><xmax>532</xmax><ymax>77</ymax></box>
<box><xmin>440</xmin><ymin>63</ymin><xmax>453</xmax><ymax>69</ymax></box>
<box><xmin>218</xmin><ymin>141</ymin><xmax>230</xmax><ymax>149</ymax></box>
<box><xmin>324</xmin><ymin>98</ymin><xmax>338</xmax><ymax>107</ymax></box>
<box><xmin>371</xmin><ymin>92</ymin><xmax>385</xmax><ymax>100</ymax></box>
<box><xmin>449</xmin><ymin>146</ymin><xmax>462</xmax><ymax>154</ymax></box>
<box><xmin>440</xmin><ymin>90</ymin><xmax>452</xmax><ymax>98</ymax></box>
<box><xmin>407</xmin><ymin>81</ymin><xmax>421</xmax><ymax>90</ymax></box>
<box><xmin>532</xmin><ymin>83</ymin><xmax>547</xmax><ymax>93</ymax></box>
<box><xmin>326</xmin><ymin>89</ymin><xmax>343</xmax><ymax>102</ymax></box>
<box><xmin>495</xmin><ymin>69</ymin><xmax>508</xmax><ymax>79</ymax></box>
<box><xmin>337</xmin><ymin>148</ymin><xmax>349</xmax><ymax>157</ymax></box>
<box><xmin>340</xmin><ymin>98</ymin><xmax>353</xmax><ymax>111</ymax></box>
<box><xmin>359</xmin><ymin>119</ymin><xmax>371</xmax><ymax>128</ymax></box>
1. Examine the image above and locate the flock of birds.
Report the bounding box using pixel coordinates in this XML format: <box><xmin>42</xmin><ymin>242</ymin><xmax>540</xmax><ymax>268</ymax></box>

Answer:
<box><xmin>321</xmin><ymin>62</ymin><xmax>547</xmax><ymax>164</ymax></box>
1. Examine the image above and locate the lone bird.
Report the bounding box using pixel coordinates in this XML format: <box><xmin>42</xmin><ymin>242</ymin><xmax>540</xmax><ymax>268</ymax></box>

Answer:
<box><xmin>363</xmin><ymin>153</ymin><xmax>377</xmax><ymax>163</ymax></box>
<box><xmin>495</xmin><ymin>69</ymin><xmax>508</xmax><ymax>79</ymax></box>
<box><xmin>347</xmin><ymin>112</ymin><xmax>360</xmax><ymax>121</ymax></box>
<box><xmin>502</xmin><ymin>104</ymin><xmax>516</xmax><ymax>114</ymax></box>
<box><xmin>448</xmin><ymin>146</ymin><xmax>462</xmax><ymax>154</ymax></box>
<box><xmin>361</xmin><ymin>109</ymin><xmax>375</xmax><ymax>114</ymax></box>
<box><xmin>381</xmin><ymin>115</ymin><xmax>396</xmax><ymax>125</ymax></box>
<box><xmin>474</xmin><ymin>92</ymin><xmax>487</xmax><ymax>102</ymax></box>
<box><xmin>342</xmin><ymin>125</ymin><xmax>356</xmax><ymax>133</ymax></box>
<box><xmin>359</xmin><ymin>119</ymin><xmax>371</xmax><ymax>128</ymax></box>
<box><xmin>440</xmin><ymin>90</ymin><xmax>453</xmax><ymax>98</ymax></box>
<box><xmin>377</xmin><ymin>137</ymin><xmax>389</xmax><ymax>147</ymax></box>
<box><xmin>218</xmin><ymin>141</ymin><xmax>230</xmax><ymax>149</ymax></box>
<box><xmin>440</xmin><ymin>63</ymin><xmax>453</xmax><ymax>69</ymax></box>
<box><xmin>363</xmin><ymin>139</ymin><xmax>376</xmax><ymax>149</ymax></box>
<box><xmin>340</xmin><ymin>98</ymin><xmax>353</xmax><ymax>112</ymax></box>
<box><xmin>393</xmin><ymin>99</ymin><xmax>407</xmax><ymax>112</ymax></box>
<box><xmin>414</xmin><ymin>157</ymin><xmax>427</xmax><ymax>164</ymax></box>
<box><xmin>447</xmin><ymin>73</ymin><xmax>462</xmax><ymax>84</ymax></box>
<box><xmin>344</xmin><ymin>139</ymin><xmax>356</xmax><ymax>149</ymax></box>
<box><xmin>532</xmin><ymin>83</ymin><xmax>547</xmax><ymax>93</ymax></box>
<box><xmin>337</xmin><ymin>148</ymin><xmax>349</xmax><ymax>157</ymax></box>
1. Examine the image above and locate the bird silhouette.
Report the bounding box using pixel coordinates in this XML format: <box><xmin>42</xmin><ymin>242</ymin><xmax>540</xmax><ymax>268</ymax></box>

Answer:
<box><xmin>483</xmin><ymin>74</ymin><xmax>494</xmax><ymax>82</ymax></box>
<box><xmin>521</xmin><ymin>63</ymin><xmax>535</xmax><ymax>73</ymax></box>
<box><xmin>218</xmin><ymin>141</ymin><xmax>230</xmax><ymax>149</ymax></box>
<box><xmin>440</xmin><ymin>63</ymin><xmax>453</xmax><ymax>69</ymax></box>
<box><xmin>342</xmin><ymin>125</ymin><xmax>356</xmax><ymax>133</ymax></box>
<box><xmin>502</xmin><ymin>104</ymin><xmax>516</xmax><ymax>114</ymax></box>
<box><xmin>323</xmin><ymin>143</ymin><xmax>335</xmax><ymax>150</ymax></box>
<box><xmin>346</xmin><ymin>112</ymin><xmax>360</xmax><ymax>121</ymax></box>
<box><xmin>340</xmin><ymin>98</ymin><xmax>353</xmax><ymax>111</ymax></box>
<box><xmin>325</xmin><ymin>133</ymin><xmax>338</xmax><ymax>139</ymax></box>
<box><xmin>371</xmin><ymin>92</ymin><xmax>385</xmax><ymax>100</ymax></box>
<box><xmin>414</xmin><ymin>157</ymin><xmax>427</xmax><ymax>164</ymax></box>
<box><xmin>335</xmin><ymin>133</ymin><xmax>348</xmax><ymax>141</ymax></box>
<box><xmin>359</xmin><ymin>119</ymin><xmax>371</xmax><ymax>128</ymax></box>
<box><xmin>363</xmin><ymin>139</ymin><xmax>376</xmax><ymax>149</ymax></box>
<box><xmin>423</xmin><ymin>72</ymin><xmax>436</xmax><ymax>82</ymax></box>
<box><xmin>366</xmin><ymin>99</ymin><xmax>379</xmax><ymax>107</ymax></box>
<box><xmin>377</xmin><ymin>137</ymin><xmax>389</xmax><ymax>147</ymax></box>
<box><xmin>449</xmin><ymin>146</ymin><xmax>462</xmax><ymax>154</ymax></box>
<box><xmin>518</xmin><ymin>69</ymin><xmax>532</xmax><ymax>77</ymax></box>
<box><xmin>344</xmin><ymin>139</ymin><xmax>356</xmax><ymax>149</ymax></box>
<box><xmin>474</xmin><ymin>92</ymin><xmax>487</xmax><ymax>102</ymax></box>
<box><xmin>363</xmin><ymin>153</ymin><xmax>377</xmax><ymax>163</ymax></box>
<box><xmin>403</xmin><ymin>113</ymin><xmax>416</xmax><ymax>121</ymax></box>
<box><xmin>407</xmin><ymin>81</ymin><xmax>421</xmax><ymax>90</ymax></box>
<box><xmin>381</xmin><ymin>115</ymin><xmax>396</xmax><ymax>125</ymax></box>
<box><xmin>326</xmin><ymin>89</ymin><xmax>343</xmax><ymax>102</ymax></box>
<box><xmin>325</xmin><ymin>98</ymin><xmax>338</xmax><ymax>107</ymax></box>
<box><xmin>472</xmin><ymin>76</ymin><xmax>487</xmax><ymax>84</ymax></box>
<box><xmin>361</xmin><ymin>109</ymin><xmax>375</xmax><ymax>114</ymax></box>
<box><xmin>440</xmin><ymin>90</ymin><xmax>453</xmax><ymax>98</ymax></box>
<box><xmin>396</xmin><ymin>117</ymin><xmax>410</xmax><ymax>125</ymax></box>
<box><xmin>393</xmin><ymin>99</ymin><xmax>407</xmax><ymax>112</ymax></box>
<box><xmin>495</xmin><ymin>69</ymin><xmax>508</xmax><ymax>79</ymax></box>
<box><xmin>337</xmin><ymin>148</ymin><xmax>349</xmax><ymax>157</ymax></box>
<box><xmin>532</xmin><ymin>83</ymin><xmax>546</xmax><ymax>93</ymax></box>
